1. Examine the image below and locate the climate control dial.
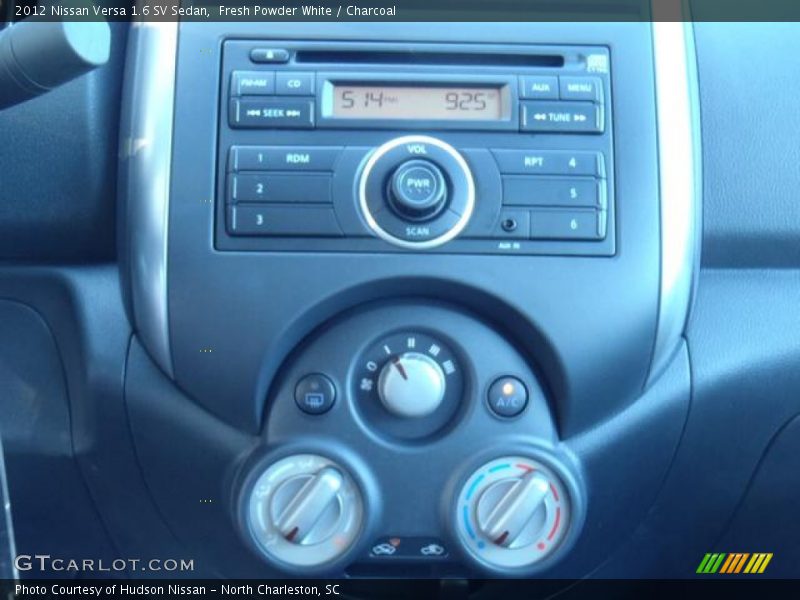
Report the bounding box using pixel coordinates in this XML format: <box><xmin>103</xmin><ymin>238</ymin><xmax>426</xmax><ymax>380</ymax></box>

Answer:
<box><xmin>246</xmin><ymin>454</ymin><xmax>364</xmax><ymax>568</ymax></box>
<box><xmin>353</xmin><ymin>330</ymin><xmax>464</xmax><ymax>440</ymax></box>
<box><xmin>455</xmin><ymin>456</ymin><xmax>571</xmax><ymax>571</ymax></box>
<box><xmin>378</xmin><ymin>351</ymin><xmax>446</xmax><ymax>417</ymax></box>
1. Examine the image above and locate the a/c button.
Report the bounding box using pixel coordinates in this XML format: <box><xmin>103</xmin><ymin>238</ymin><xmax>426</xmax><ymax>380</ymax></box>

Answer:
<box><xmin>487</xmin><ymin>376</ymin><xmax>528</xmax><ymax>418</ymax></box>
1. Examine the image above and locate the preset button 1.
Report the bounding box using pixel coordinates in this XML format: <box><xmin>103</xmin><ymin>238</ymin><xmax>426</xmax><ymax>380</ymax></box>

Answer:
<box><xmin>230</xmin><ymin>146</ymin><xmax>342</xmax><ymax>172</ymax></box>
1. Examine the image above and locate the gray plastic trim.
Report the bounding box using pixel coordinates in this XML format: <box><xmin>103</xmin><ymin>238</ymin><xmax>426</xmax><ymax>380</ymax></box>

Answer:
<box><xmin>118</xmin><ymin>21</ymin><xmax>177</xmax><ymax>378</ymax></box>
<box><xmin>647</xmin><ymin>21</ymin><xmax>700</xmax><ymax>387</ymax></box>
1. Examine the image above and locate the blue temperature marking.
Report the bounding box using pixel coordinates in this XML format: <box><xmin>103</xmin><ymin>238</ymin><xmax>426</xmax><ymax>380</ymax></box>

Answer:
<box><xmin>462</xmin><ymin>505</ymin><xmax>475</xmax><ymax>539</ymax></box>
<box><xmin>489</xmin><ymin>463</ymin><xmax>511</xmax><ymax>473</ymax></box>
<box><xmin>465</xmin><ymin>474</ymin><xmax>484</xmax><ymax>501</ymax></box>
<box><xmin>478</xmin><ymin>541</ymin><xmax>486</xmax><ymax>550</ymax></box>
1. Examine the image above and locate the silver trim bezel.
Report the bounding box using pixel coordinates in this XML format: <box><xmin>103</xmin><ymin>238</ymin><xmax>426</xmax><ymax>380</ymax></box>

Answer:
<box><xmin>119</xmin><ymin>21</ymin><xmax>178</xmax><ymax>378</ymax></box>
<box><xmin>647</xmin><ymin>20</ymin><xmax>701</xmax><ymax>387</ymax></box>
<box><xmin>358</xmin><ymin>135</ymin><xmax>476</xmax><ymax>250</ymax></box>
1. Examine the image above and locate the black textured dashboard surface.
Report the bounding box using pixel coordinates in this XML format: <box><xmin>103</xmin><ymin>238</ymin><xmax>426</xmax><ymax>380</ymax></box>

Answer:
<box><xmin>0</xmin><ymin>23</ymin><xmax>127</xmax><ymax>262</ymax></box>
<box><xmin>695</xmin><ymin>23</ymin><xmax>800</xmax><ymax>268</ymax></box>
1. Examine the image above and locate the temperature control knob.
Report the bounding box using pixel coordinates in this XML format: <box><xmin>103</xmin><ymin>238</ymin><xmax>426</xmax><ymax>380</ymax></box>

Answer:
<box><xmin>378</xmin><ymin>352</ymin><xmax>446</xmax><ymax>417</ymax></box>
<box><xmin>455</xmin><ymin>456</ymin><xmax>572</xmax><ymax>571</ymax></box>
<box><xmin>246</xmin><ymin>454</ymin><xmax>364</xmax><ymax>568</ymax></box>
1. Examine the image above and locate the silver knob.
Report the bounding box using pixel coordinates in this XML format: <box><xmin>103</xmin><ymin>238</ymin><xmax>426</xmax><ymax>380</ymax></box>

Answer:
<box><xmin>477</xmin><ymin>470</ymin><xmax>550</xmax><ymax>547</ymax></box>
<box><xmin>455</xmin><ymin>456</ymin><xmax>572</xmax><ymax>570</ymax></box>
<box><xmin>247</xmin><ymin>454</ymin><xmax>364</xmax><ymax>568</ymax></box>
<box><xmin>377</xmin><ymin>352</ymin><xmax>445</xmax><ymax>417</ymax></box>
<box><xmin>273</xmin><ymin>466</ymin><xmax>343</xmax><ymax>544</ymax></box>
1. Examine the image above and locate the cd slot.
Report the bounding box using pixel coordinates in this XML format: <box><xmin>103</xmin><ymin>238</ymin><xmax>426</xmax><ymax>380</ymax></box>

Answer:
<box><xmin>296</xmin><ymin>50</ymin><xmax>565</xmax><ymax>68</ymax></box>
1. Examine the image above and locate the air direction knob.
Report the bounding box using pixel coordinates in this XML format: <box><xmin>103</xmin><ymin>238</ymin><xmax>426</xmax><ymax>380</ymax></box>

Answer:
<box><xmin>246</xmin><ymin>454</ymin><xmax>364</xmax><ymax>568</ymax></box>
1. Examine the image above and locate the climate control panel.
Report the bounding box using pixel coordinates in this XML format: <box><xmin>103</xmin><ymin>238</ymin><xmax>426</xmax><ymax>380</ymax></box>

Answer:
<box><xmin>237</xmin><ymin>303</ymin><xmax>583</xmax><ymax>575</ymax></box>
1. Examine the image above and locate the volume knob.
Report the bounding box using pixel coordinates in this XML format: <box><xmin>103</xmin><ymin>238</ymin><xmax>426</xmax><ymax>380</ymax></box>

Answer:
<box><xmin>389</xmin><ymin>159</ymin><xmax>448</xmax><ymax>220</ymax></box>
<box><xmin>358</xmin><ymin>135</ymin><xmax>475</xmax><ymax>249</ymax></box>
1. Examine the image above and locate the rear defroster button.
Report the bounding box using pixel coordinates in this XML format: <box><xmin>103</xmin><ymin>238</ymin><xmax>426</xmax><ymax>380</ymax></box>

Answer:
<box><xmin>294</xmin><ymin>373</ymin><xmax>336</xmax><ymax>415</ymax></box>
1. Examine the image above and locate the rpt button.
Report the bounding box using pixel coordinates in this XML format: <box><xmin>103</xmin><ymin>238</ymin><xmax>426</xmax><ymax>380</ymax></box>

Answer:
<box><xmin>492</xmin><ymin>149</ymin><xmax>604</xmax><ymax>177</ymax></box>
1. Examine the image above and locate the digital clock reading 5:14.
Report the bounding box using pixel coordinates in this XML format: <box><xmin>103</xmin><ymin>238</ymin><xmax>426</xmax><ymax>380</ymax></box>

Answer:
<box><xmin>331</xmin><ymin>85</ymin><xmax>507</xmax><ymax>120</ymax></box>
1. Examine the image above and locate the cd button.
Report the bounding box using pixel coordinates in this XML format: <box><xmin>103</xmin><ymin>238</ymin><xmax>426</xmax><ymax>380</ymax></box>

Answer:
<box><xmin>275</xmin><ymin>71</ymin><xmax>315</xmax><ymax>96</ymax></box>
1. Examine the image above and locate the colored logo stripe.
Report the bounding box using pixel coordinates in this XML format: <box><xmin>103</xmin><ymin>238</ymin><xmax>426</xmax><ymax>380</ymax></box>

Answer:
<box><xmin>697</xmin><ymin>553</ymin><xmax>726</xmax><ymax>573</ymax></box>
<box><xmin>720</xmin><ymin>553</ymin><xmax>749</xmax><ymax>573</ymax></box>
<box><xmin>744</xmin><ymin>553</ymin><xmax>773</xmax><ymax>574</ymax></box>
<box><xmin>697</xmin><ymin>552</ymin><xmax>773</xmax><ymax>574</ymax></box>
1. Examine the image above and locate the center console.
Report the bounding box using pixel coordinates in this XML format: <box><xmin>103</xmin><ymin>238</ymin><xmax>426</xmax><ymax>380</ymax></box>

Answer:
<box><xmin>119</xmin><ymin>20</ymin><xmax>699</xmax><ymax>578</ymax></box>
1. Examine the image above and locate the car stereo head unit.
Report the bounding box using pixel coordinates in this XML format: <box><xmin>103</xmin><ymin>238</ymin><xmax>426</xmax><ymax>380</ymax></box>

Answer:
<box><xmin>216</xmin><ymin>41</ymin><xmax>615</xmax><ymax>256</ymax></box>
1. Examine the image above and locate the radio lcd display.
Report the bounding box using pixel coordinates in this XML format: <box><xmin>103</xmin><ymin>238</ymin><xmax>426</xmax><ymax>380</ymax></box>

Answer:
<box><xmin>330</xmin><ymin>84</ymin><xmax>509</xmax><ymax>120</ymax></box>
